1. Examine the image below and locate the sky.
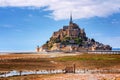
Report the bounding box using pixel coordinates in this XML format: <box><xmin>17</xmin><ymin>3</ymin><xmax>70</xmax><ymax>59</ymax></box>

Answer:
<box><xmin>0</xmin><ymin>0</ymin><xmax>120</xmax><ymax>52</ymax></box>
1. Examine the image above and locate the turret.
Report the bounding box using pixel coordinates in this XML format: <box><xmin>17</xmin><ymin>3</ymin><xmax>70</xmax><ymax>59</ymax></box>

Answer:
<box><xmin>69</xmin><ymin>13</ymin><xmax>73</xmax><ymax>24</ymax></box>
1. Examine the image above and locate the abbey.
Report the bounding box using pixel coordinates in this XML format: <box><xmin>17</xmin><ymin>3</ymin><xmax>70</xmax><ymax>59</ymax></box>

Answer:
<box><xmin>39</xmin><ymin>15</ymin><xmax>112</xmax><ymax>52</ymax></box>
<box><xmin>52</xmin><ymin>15</ymin><xmax>86</xmax><ymax>40</ymax></box>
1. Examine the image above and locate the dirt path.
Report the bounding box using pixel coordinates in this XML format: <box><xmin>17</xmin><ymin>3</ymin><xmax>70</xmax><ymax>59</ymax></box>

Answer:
<box><xmin>0</xmin><ymin>53</ymin><xmax>78</xmax><ymax>60</ymax></box>
<box><xmin>38</xmin><ymin>74</ymin><xmax>120</xmax><ymax>80</ymax></box>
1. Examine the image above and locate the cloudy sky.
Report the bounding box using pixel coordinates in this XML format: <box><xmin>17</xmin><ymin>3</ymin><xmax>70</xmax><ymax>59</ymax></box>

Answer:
<box><xmin>0</xmin><ymin>0</ymin><xmax>120</xmax><ymax>51</ymax></box>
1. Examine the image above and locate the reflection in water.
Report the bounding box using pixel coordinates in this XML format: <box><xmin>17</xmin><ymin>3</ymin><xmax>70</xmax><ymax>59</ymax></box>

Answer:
<box><xmin>0</xmin><ymin>70</ymin><xmax>64</xmax><ymax>77</ymax></box>
<box><xmin>0</xmin><ymin>69</ymin><xmax>120</xmax><ymax>78</ymax></box>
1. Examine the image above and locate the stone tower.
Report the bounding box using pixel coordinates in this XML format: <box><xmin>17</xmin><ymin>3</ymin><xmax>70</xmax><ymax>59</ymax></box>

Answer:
<box><xmin>69</xmin><ymin>13</ymin><xmax>73</xmax><ymax>24</ymax></box>
<box><xmin>40</xmin><ymin>13</ymin><xmax>112</xmax><ymax>52</ymax></box>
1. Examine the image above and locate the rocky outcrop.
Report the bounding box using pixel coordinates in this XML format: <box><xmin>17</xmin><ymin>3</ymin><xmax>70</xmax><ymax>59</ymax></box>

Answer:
<box><xmin>40</xmin><ymin>15</ymin><xmax>112</xmax><ymax>52</ymax></box>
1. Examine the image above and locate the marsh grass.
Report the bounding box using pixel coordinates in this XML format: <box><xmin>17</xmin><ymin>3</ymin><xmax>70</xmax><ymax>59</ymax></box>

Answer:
<box><xmin>55</xmin><ymin>54</ymin><xmax>120</xmax><ymax>61</ymax></box>
<box><xmin>0</xmin><ymin>53</ymin><xmax>120</xmax><ymax>71</ymax></box>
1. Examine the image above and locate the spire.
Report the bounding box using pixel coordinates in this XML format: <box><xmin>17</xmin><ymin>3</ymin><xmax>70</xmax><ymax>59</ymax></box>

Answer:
<box><xmin>69</xmin><ymin>13</ymin><xmax>73</xmax><ymax>24</ymax></box>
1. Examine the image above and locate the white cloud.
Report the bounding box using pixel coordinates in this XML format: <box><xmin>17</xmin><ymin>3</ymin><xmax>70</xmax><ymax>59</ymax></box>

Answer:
<box><xmin>28</xmin><ymin>14</ymin><xmax>33</xmax><ymax>17</ymax></box>
<box><xmin>0</xmin><ymin>24</ymin><xmax>14</xmax><ymax>28</ymax></box>
<box><xmin>111</xmin><ymin>19</ymin><xmax>120</xmax><ymax>24</ymax></box>
<box><xmin>0</xmin><ymin>0</ymin><xmax>120</xmax><ymax>20</ymax></box>
<box><xmin>90</xmin><ymin>33</ymin><xmax>103</xmax><ymax>37</ymax></box>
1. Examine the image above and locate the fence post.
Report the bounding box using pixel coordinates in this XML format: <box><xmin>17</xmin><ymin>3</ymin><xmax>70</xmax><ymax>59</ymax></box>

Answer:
<box><xmin>73</xmin><ymin>64</ymin><xmax>76</xmax><ymax>73</ymax></box>
<box><xmin>4</xmin><ymin>72</ymin><xmax>6</xmax><ymax>77</ymax></box>
<box><xmin>49</xmin><ymin>69</ymin><xmax>51</xmax><ymax>74</ymax></box>
<box><xmin>35</xmin><ymin>70</ymin><xmax>38</xmax><ymax>74</ymax></box>
<box><xmin>19</xmin><ymin>71</ymin><xmax>22</xmax><ymax>76</ymax></box>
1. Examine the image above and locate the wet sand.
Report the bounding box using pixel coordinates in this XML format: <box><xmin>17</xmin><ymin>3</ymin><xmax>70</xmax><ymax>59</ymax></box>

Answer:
<box><xmin>0</xmin><ymin>53</ymin><xmax>120</xmax><ymax>80</ymax></box>
<box><xmin>1</xmin><ymin>73</ymin><xmax>120</xmax><ymax>80</ymax></box>
<box><xmin>38</xmin><ymin>74</ymin><xmax>120</xmax><ymax>80</ymax></box>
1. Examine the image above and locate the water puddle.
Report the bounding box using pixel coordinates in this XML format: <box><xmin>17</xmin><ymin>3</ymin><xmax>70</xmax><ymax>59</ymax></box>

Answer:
<box><xmin>0</xmin><ymin>69</ymin><xmax>120</xmax><ymax>78</ymax></box>
<box><xmin>0</xmin><ymin>70</ymin><xmax>64</xmax><ymax>78</ymax></box>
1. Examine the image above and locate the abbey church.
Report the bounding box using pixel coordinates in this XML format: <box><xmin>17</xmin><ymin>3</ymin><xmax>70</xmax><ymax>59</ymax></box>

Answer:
<box><xmin>39</xmin><ymin>15</ymin><xmax>112</xmax><ymax>52</ymax></box>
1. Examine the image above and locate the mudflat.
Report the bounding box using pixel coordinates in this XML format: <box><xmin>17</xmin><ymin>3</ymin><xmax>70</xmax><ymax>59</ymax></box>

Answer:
<box><xmin>0</xmin><ymin>52</ymin><xmax>120</xmax><ymax>80</ymax></box>
<box><xmin>0</xmin><ymin>53</ymin><xmax>120</xmax><ymax>71</ymax></box>
<box><xmin>0</xmin><ymin>74</ymin><xmax>120</xmax><ymax>80</ymax></box>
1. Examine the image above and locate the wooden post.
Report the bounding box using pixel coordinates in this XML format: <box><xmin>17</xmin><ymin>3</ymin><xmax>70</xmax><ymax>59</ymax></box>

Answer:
<box><xmin>35</xmin><ymin>70</ymin><xmax>38</xmax><ymax>74</ymax></box>
<box><xmin>73</xmin><ymin>64</ymin><xmax>76</xmax><ymax>73</ymax></box>
<box><xmin>4</xmin><ymin>72</ymin><xmax>6</xmax><ymax>77</ymax></box>
<box><xmin>49</xmin><ymin>69</ymin><xmax>51</xmax><ymax>74</ymax></box>
<box><xmin>19</xmin><ymin>71</ymin><xmax>22</xmax><ymax>76</ymax></box>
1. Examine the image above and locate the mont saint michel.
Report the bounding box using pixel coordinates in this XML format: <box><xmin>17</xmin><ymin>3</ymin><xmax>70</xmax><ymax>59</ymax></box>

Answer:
<box><xmin>1</xmin><ymin>0</ymin><xmax>120</xmax><ymax>79</ymax></box>
<box><xmin>40</xmin><ymin>15</ymin><xmax>112</xmax><ymax>52</ymax></box>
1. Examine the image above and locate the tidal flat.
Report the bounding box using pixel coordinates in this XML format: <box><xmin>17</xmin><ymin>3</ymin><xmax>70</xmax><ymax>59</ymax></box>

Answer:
<box><xmin>0</xmin><ymin>52</ymin><xmax>120</xmax><ymax>80</ymax></box>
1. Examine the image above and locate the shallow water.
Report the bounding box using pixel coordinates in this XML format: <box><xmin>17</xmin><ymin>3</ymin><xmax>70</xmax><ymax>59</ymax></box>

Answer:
<box><xmin>0</xmin><ymin>69</ymin><xmax>120</xmax><ymax>78</ymax></box>
<box><xmin>0</xmin><ymin>70</ymin><xmax>64</xmax><ymax>77</ymax></box>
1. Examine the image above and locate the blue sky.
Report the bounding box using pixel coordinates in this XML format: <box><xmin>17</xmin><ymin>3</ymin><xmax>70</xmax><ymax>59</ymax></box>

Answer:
<box><xmin>0</xmin><ymin>0</ymin><xmax>120</xmax><ymax>51</ymax></box>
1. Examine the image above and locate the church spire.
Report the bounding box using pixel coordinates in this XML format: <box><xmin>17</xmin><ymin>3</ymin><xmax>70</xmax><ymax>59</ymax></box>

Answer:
<box><xmin>69</xmin><ymin>13</ymin><xmax>73</xmax><ymax>24</ymax></box>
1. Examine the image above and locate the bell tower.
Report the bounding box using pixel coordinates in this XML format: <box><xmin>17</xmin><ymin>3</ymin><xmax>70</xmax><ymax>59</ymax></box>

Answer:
<box><xmin>69</xmin><ymin>13</ymin><xmax>73</xmax><ymax>24</ymax></box>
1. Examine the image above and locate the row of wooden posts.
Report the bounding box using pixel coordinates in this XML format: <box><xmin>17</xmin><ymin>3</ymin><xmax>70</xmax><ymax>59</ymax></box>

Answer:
<box><xmin>0</xmin><ymin>69</ymin><xmax>120</xmax><ymax>78</ymax></box>
<box><xmin>0</xmin><ymin>64</ymin><xmax>120</xmax><ymax>78</ymax></box>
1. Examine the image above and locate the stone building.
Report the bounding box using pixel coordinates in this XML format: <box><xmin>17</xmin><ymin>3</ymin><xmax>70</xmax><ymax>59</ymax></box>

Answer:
<box><xmin>39</xmin><ymin>14</ymin><xmax>112</xmax><ymax>52</ymax></box>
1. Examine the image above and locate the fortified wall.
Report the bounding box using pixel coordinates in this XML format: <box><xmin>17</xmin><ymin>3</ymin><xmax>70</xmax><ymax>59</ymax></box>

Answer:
<box><xmin>39</xmin><ymin>15</ymin><xmax>112</xmax><ymax>52</ymax></box>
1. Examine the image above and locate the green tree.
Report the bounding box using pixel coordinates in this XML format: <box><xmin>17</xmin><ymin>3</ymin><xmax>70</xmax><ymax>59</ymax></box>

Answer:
<box><xmin>52</xmin><ymin>38</ymin><xmax>61</xmax><ymax>43</ymax></box>
<box><xmin>74</xmin><ymin>38</ymin><xmax>83</xmax><ymax>45</ymax></box>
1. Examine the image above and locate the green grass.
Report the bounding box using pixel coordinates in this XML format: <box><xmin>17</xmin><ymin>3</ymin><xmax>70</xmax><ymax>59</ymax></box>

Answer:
<box><xmin>55</xmin><ymin>54</ymin><xmax>120</xmax><ymax>61</ymax></box>
<box><xmin>0</xmin><ymin>54</ymin><xmax>120</xmax><ymax>79</ymax></box>
<box><xmin>0</xmin><ymin>54</ymin><xmax>120</xmax><ymax>71</ymax></box>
